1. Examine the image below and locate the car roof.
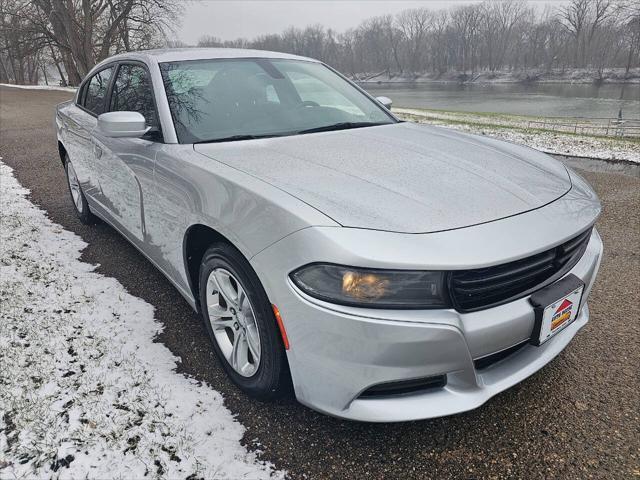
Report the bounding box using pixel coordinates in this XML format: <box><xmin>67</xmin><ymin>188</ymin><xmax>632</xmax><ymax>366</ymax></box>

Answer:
<box><xmin>96</xmin><ymin>48</ymin><xmax>319</xmax><ymax>67</ymax></box>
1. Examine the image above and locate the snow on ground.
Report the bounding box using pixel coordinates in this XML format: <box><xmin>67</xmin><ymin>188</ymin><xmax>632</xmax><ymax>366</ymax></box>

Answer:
<box><xmin>0</xmin><ymin>162</ymin><xmax>283</xmax><ymax>479</ymax></box>
<box><xmin>0</xmin><ymin>83</ymin><xmax>77</xmax><ymax>92</ymax></box>
<box><xmin>395</xmin><ymin>108</ymin><xmax>640</xmax><ymax>164</ymax></box>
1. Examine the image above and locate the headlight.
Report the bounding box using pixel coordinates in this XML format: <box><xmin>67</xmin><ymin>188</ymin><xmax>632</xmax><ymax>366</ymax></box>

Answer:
<box><xmin>290</xmin><ymin>263</ymin><xmax>448</xmax><ymax>308</ymax></box>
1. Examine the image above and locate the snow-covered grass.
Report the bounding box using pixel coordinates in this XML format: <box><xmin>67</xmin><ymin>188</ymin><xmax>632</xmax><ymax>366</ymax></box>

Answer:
<box><xmin>0</xmin><ymin>83</ymin><xmax>77</xmax><ymax>92</ymax></box>
<box><xmin>0</xmin><ymin>162</ymin><xmax>283</xmax><ymax>479</ymax></box>
<box><xmin>395</xmin><ymin>108</ymin><xmax>640</xmax><ymax>164</ymax></box>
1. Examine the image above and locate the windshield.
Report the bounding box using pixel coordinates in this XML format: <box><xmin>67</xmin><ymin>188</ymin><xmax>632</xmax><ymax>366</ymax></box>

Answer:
<box><xmin>159</xmin><ymin>58</ymin><xmax>396</xmax><ymax>143</ymax></box>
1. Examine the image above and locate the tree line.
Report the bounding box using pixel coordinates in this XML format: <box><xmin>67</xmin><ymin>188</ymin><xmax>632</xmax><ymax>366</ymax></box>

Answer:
<box><xmin>1</xmin><ymin>0</ymin><xmax>638</xmax><ymax>86</ymax></box>
<box><xmin>198</xmin><ymin>0</ymin><xmax>639</xmax><ymax>80</ymax></box>
<box><xmin>0</xmin><ymin>0</ymin><xmax>180</xmax><ymax>85</ymax></box>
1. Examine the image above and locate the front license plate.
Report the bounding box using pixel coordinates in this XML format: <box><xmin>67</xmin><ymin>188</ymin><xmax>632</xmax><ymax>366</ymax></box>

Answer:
<box><xmin>529</xmin><ymin>274</ymin><xmax>585</xmax><ymax>346</ymax></box>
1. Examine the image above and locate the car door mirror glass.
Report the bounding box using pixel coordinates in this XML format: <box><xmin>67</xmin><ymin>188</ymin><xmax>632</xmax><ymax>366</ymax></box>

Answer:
<box><xmin>97</xmin><ymin>111</ymin><xmax>150</xmax><ymax>138</ymax></box>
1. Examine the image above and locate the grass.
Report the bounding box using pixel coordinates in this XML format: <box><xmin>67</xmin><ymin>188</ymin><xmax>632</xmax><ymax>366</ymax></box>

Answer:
<box><xmin>394</xmin><ymin>107</ymin><xmax>640</xmax><ymax>145</ymax></box>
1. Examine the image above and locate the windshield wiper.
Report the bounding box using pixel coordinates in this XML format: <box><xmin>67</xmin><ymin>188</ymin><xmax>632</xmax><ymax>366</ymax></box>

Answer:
<box><xmin>194</xmin><ymin>133</ymin><xmax>283</xmax><ymax>144</ymax></box>
<box><xmin>296</xmin><ymin>122</ymin><xmax>387</xmax><ymax>135</ymax></box>
<box><xmin>194</xmin><ymin>122</ymin><xmax>388</xmax><ymax>143</ymax></box>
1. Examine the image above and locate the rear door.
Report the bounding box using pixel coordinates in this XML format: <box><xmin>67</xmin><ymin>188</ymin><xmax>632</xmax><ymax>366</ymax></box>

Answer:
<box><xmin>92</xmin><ymin>62</ymin><xmax>163</xmax><ymax>243</ymax></box>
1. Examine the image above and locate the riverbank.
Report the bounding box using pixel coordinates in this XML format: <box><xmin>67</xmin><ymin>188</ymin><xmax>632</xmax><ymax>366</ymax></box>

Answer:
<box><xmin>394</xmin><ymin>108</ymin><xmax>640</xmax><ymax>164</ymax></box>
<box><xmin>356</xmin><ymin>68</ymin><xmax>640</xmax><ymax>84</ymax></box>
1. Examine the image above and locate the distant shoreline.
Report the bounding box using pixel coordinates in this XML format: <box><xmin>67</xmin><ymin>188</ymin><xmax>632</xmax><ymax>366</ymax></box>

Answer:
<box><xmin>354</xmin><ymin>68</ymin><xmax>640</xmax><ymax>86</ymax></box>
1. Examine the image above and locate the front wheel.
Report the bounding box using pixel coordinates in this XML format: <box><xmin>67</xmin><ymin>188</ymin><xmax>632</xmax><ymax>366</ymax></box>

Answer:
<box><xmin>64</xmin><ymin>156</ymin><xmax>95</xmax><ymax>224</ymax></box>
<box><xmin>199</xmin><ymin>243</ymin><xmax>289</xmax><ymax>399</ymax></box>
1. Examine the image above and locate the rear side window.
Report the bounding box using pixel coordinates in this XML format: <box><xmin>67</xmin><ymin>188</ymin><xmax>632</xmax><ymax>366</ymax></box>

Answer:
<box><xmin>110</xmin><ymin>64</ymin><xmax>158</xmax><ymax>128</ymax></box>
<box><xmin>84</xmin><ymin>67</ymin><xmax>114</xmax><ymax>115</ymax></box>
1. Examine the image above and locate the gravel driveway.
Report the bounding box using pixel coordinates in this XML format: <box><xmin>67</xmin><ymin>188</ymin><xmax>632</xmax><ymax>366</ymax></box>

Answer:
<box><xmin>1</xmin><ymin>86</ymin><xmax>638</xmax><ymax>479</ymax></box>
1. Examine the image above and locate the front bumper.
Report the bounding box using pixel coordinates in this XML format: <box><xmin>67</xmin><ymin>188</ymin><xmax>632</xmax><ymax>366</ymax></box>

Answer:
<box><xmin>316</xmin><ymin>306</ymin><xmax>591</xmax><ymax>422</ymax></box>
<box><xmin>252</xmin><ymin>226</ymin><xmax>603</xmax><ymax>422</ymax></box>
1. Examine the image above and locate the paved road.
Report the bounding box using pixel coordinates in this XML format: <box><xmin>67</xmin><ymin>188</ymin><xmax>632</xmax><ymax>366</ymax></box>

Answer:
<box><xmin>1</xmin><ymin>86</ymin><xmax>638</xmax><ymax>479</ymax></box>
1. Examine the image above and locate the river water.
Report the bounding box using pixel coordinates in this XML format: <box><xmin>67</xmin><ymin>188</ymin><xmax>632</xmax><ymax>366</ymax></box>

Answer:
<box><xmin>362</xmin><ymin>82</ymin><xmax>639</xmax><ymax>119</ymax></box>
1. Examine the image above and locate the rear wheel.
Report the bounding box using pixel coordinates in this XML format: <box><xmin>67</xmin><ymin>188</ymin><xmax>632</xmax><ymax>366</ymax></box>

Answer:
<box><xmin>199</xmin><ymin>243</ymin><xmax>289</xmax><ymax>398</ymax></box>
<box><xmin>64</xmin><ymin>155</ymin><xmax>95</xmax><ymax>224</ymax></box>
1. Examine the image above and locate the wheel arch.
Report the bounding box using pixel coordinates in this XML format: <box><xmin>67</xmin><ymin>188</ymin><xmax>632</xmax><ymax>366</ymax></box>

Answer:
<box><xmin>183</xmin><ymin>223</ymin><xmax>249</xmax><ymax>311</ymax></box>
<box><xmin>58</xmin><ymin>141</ymin><xmax>67</xmax><ymax>166</ymax></box>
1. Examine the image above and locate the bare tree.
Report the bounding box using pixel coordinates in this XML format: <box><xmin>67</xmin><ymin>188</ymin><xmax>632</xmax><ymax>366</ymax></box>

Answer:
<box><xmin>559</xmin><ymin>0</ymin><xmax>616</xmax><ymax>68</ymax></box>
<box><xmin>559</xmin><ymin>0</ymin><xmax>591</xmax><ymax>67</ymax></box>
<box><xmin>449</xmin><ymin>4</ymin><xmax>484</xmax><ymax>74</ymax></box>
<box><xmin>198</xmin><ymin>35</ymin><xmax>224</xmax><ymax>48</ymax></box>
<box><xmin>234</xmin><ymin>0</ymin><xmax>636</xmax><ymax>78</ymax></box>
<box><xmin>396</xmin><ymin>8</ymin><xmax>432</xmax><ymax>73</ymax></box>
<box><xmin>2</xmin><ymin>0</ymin><xmax>636</xmax><ymax>86</ymax></box>
<box><xmin>481</xmin><ymin>0</ymin><xmax>530</xmax><ymax>71</ymax></box>
<box><xmin>0</xmin><ymin>0</ymin><xmax>181</xmax><ymax>85</ymax></box>
<box><xmin>382</xmin><ymin>15</ymin><xmax>404</xmax><ymax>74</ymax></box>
<box><xmin>0</xmin><ymin>0</ymin><xmax>50</xmax><ymax>84</ymax></box>
<box><xmin>618</xmin><ymin>0</ymin><xmax>640</xmax><ymax>73</ymax></box>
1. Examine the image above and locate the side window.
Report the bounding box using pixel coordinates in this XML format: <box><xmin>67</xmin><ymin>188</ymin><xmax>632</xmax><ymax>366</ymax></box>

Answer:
<box><xmin>110</xmin><ymin>64</ymin><xmax>158</xmax><ymax>128</ymax></box>
<box><xmin>84</xmin><ymin>67</ymin><xmax>113</xmax><ymax>115</ymax></box>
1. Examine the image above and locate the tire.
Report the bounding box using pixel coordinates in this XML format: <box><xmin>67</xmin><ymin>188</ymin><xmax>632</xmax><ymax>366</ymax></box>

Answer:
<box><xmin>64</xmin><ymin>155</ymin><xmax>95</xmax><ymax>225</ymax></box>
<box><xmin>199</xmin><ymin>243</ymin><xmax>289</xmax><ymax>399</ymax></box>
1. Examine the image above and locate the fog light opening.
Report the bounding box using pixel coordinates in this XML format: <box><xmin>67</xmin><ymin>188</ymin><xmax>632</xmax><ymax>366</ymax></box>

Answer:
<box><xmin>359</xmin><ymin>375</ymin><xmax>447</xmax><ymax>399</ymax></box>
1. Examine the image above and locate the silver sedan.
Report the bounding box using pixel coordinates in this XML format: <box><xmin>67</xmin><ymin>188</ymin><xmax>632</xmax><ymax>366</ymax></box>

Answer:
<box><xmin>55</xmin><ymin>48</ymin><xmax>603</xmax><ymax>422</ymax></box>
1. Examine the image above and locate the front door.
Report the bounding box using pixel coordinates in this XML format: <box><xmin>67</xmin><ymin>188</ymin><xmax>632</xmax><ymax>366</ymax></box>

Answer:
<box><xmin>92</xmin><ymin>63</ymin><xmax>162</xmax><ymax>244</ymax></box>
<box><xmin>67</xmin><ymin>66</ymin><xmax>114</xmax><ymax>200</ymax></box>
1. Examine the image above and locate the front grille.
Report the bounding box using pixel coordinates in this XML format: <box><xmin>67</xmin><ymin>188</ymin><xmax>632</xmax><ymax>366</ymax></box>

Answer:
<box><xmin>449</xmin><ymin>228</ymin><xmax>592</xmax><ymax>312</ymax></box>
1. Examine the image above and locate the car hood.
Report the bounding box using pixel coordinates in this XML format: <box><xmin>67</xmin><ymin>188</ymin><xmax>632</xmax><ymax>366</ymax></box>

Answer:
<box><xmin>194</xmin><ymin>122</ymin><xmax>571</xmax><ymax>233</ymax></box>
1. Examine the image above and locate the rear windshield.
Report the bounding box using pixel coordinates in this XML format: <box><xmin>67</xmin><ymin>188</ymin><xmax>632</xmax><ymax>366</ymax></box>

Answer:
<box><xmin>159</xmin><ymin>58</ymin><xmax>395</xmax><ymax>144</ymax></box>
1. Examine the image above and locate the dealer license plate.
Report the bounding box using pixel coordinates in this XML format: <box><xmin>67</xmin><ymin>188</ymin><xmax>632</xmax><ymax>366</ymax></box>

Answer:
<box><xmin>529</xmin><ymin>274</ymin><xmax>585</xmax><ymax>346</ymax></box>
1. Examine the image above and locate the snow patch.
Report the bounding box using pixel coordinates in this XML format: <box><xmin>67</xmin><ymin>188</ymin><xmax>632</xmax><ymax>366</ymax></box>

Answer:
<box><xmin>0</xmin><ymin>162</ymin><xmax>283</xmax><ymax>478</ymax></box>
<box><xmin>0</xmin><ymin>83</ymin><xmax>77</xmax><ymax>92</ymax></box>
<box><xmin>395</xmin><ymin>109</ymin><xmax>640</xmax><ymax>164</ymax></box>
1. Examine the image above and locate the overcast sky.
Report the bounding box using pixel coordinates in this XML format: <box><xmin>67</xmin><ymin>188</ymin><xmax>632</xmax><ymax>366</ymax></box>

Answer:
<box><xmin>176</xmin><ymin>0</ymin><xmax>567</xmax><ymax>45</ymax></box>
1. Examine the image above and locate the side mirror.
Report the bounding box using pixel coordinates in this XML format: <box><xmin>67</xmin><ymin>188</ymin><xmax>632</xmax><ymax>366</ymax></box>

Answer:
<box><xmin>376</xmin><ymin>96</ymin><xmax>392</xmax><ymax>110</ymax></box>
<box><xmin>97</xmin><ymin>111</ymin><xmax>150</xmax><ymax>138</ymax></box>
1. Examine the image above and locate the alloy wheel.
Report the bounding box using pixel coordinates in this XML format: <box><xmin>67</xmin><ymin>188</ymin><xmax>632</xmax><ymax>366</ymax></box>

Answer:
<box><xmin>66</xmin><ymin>161</ymin><xmax>83</xmax><ymax>214</ymax></box>
<box><xmin>205</xmin><ymin>268</ymin><xmax>261</xmax><ymax>377</ymax></box>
